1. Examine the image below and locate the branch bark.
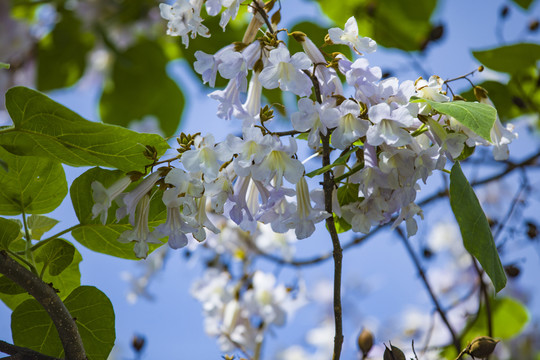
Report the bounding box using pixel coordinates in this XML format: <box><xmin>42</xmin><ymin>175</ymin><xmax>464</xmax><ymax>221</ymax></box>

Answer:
<box><xmin>0</xmin><ymin>251</ymin><xmax>87</xmax><ymax>360</ymax></box>
<box><xmin>0</xmin><ymin>340</ymin><xmax>61</xmax><ymax>360</ymax></box>
<box><xmin>320</xmin><ymin>132</ymin><xmax>344</xmax><ymax>360</ymax></box>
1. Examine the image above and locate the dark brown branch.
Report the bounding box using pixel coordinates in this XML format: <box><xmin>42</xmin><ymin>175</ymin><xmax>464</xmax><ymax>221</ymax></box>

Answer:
<box><xmin>395</xmin><ymin>227</ymin><xmax>461</xmax><ymax>353</ymax></box>
<box><xmin>0</xmin><ymin>340</ymin><xmax>61</xmax><ymax>360</ymax></box>
<box><xmin>320</xmin><ymin>132</ymin><xmax>344</xmax><ymax>360</ymax></box>
<box><xmin>0</xmin><ymin>251</ymin><xmax>87</xmax><ymax>360</ymax></box>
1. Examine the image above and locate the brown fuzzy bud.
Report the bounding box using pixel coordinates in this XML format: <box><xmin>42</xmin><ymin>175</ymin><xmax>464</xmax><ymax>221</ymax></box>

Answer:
<box><xmin>478</xmin><ymin>65</ymin><xmax>484</xmax><ymax>72</ymax></box>
<box><xmin>473</xmin><ymin>86</ymin><xmax>489</xmax><ymax>101</ymax></box>
<box><xmin>271</xmin><ymin>10</ymin><xmax>281</xmax><ymax>26</ymax></box>
<box><xmin>253</xmin><ymin>58</ymin><xmax>264</xmax><ymax>73</ymax></box>
<box><xmin>453</xmin><ymin>95</ymin><xmax>466</xmax><ymax>101</ymax></box>
<box><xmin>357</xmin><ymin>329</ymin><xmax>374</xmax><ymax>356</ymax></box>
<box><xmin>289</xmin><ymin>31</ymin><xmax>306</xmax><ymax>43</ymax></box>
<box><xmin>466</xmin><ymin>336</ymin><xmax>500</xmax><ymax>358</ymax></box>
<box><xmin>383</xmin><ymin>344</ymin><xmax>406</xmax><ymax>360</ymax></box>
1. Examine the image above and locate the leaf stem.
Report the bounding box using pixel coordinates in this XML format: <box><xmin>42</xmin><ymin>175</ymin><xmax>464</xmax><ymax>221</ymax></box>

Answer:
<box><xmin>30</xmin><ymin>224</ymin><xmax>83</xmax><ymax>252</ymax></box>
<box><xmin>20</xmin><ymin>208</ymin><xmax>37</xmax><ymax>274</ymax></box>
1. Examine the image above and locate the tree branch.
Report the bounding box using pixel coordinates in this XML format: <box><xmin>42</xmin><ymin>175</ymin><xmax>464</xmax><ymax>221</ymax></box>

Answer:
<box><xmin>0</xmin><ymin>251</ymin><xmax>87</xmax><ymax>360</ymax></box>
<box><xmin>0</xmin><ymin>340</ymin><xmax>61</xmax><ymax>360</ymax></box>
<box><xmin>320</xmin><ymin>132</ymin><xmax>344</xmax><ymax>360</ymax></box>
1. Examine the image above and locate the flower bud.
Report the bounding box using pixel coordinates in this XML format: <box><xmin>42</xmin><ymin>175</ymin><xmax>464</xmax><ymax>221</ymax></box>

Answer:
<box><xmin>357</xmin><ymin>328</ymin><xmax>374</xmax><ymax>356</ymax></box>
<box><xmin>466</xmin><ymin>336</ymin><xmax>500</xmax><ymax>358</ymax></box>
<box><xmin>473</xmin><ymin>86</ymin><xmax>489</xmax><ymax>101</ymax></box>
<box><xmin>383</xmin><ymin>344</ymin><xmax>405</xmax><ymax>360</ymax></box>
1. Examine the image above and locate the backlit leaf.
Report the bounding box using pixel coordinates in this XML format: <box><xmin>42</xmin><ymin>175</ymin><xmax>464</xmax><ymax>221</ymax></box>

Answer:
<box><xmin>0</xmin><ymin>146</ymin><xmax>67</xmax><ymax>216</ymax></box>
<box><xmin>450</xmin><ymin>162</ymin><xmax>506</xmax><ymax>292</ymax></box>
<box><xmin>0</xmin><ymin>86</ymin><xmax>169</xmax><ymax>172</ymax></box>
<box><xmin>473</xmin><ymin>43</ymin><xmax>540</xmax><ymax>74</ymax></box>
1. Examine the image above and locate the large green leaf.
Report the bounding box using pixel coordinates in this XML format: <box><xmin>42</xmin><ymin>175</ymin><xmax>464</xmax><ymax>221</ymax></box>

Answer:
<box><xmin>449</xmin><ymin>162</ymin><xmax>506</xmax><ymax>292</ymax></box>
<box><xmin>0</xmin><ymin>217</ymin><xmax>21</xmax><ymax>249</ymax></box>
<box><xmin>0</xmin><ymin>249</ymin><xmax>82</xmax><ymax>310</ymax></box>
<box><xmin>0</xmin><ymin>86</ymin><xmax>169</xmax><ymax>172</ymax></box>
<box><xmin>0</xmin><ymin>276</ymin><xmax>25</xmax><ymax>295</ymax></box>
<box><xmin>37</xmin><ymin>11</ymin><xmax>94</xmax><ymax>91</ymax></box>
<box><xmin>35</xmin><ymin>239</ymin><xmax>75</xmax><ymax>276</ymax></box>
<box><xmin>12</xmin><ymin>286</ymin><xmax>115</xmax><ymax>360</ymax></box>
<box><xmin>63</xmin><ymin>286</ymin><xmax>115</xmax><ymax>360</ymax></box>
<box><xmin>27</xmin><ymin>215</ymin><xmax>59</xmax><ymax>240</ymax></box>
<box><xmin>414</xmin><ymin>99</ymin><xmax>497</xmax><ymax>141</ymax></box>
<box><xmin>316</xmin><ymin>0</ymin><xmax>437</xmax><ymax>51</ymax></box>
<box><xmin>70</xmin><ymin>167</ymin><xmax>165</xmax><ymax>259</ymax></box>
<box><xmin>0</xmin><ymin>146</ymin><xmax>67</xmax><ymax>216</ymax></box>
<box><xmin>473</xmin><ymin>43</ymin><xmax>540</xmax><ymax>74</ymax></box>
<box><xmin>100</xmin><ymin>38</ymin><xmax>184</xmax><ymax>137</ymax></box>
<box><xmin>11</xmin><ymin>299</ymin><xmax>63</xmax><ymax>357</ymax></box>
<box><xmin>462</xmin><ymin>297</ymin><xmax>529</xmax><ymax>340</ymax></box>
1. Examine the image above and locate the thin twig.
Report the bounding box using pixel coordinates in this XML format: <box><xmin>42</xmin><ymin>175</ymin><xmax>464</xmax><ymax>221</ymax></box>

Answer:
<box><xmin>0</xmin><ymin>251</ymin><xmax>87</xmax><ymax>360</ymax></box>
<box><xmin>395</xmin><ymin>227</ymin><xmax>461</xmax><ymax>353</ymax></box>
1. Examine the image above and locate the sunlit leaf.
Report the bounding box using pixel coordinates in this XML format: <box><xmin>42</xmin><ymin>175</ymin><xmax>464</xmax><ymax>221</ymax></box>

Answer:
<box><xmin>35</xmin><ymin>239</ymin><xmax>75</xmax><ymax>276</ymax></box>
<box><xmin>473</xmin><ymin>43</ymin><xmax>540</xmax><ymax>74</ymax></box>
<box><xmin>100</xmin><ymin>38</ymin><xmax>184</xmax><ymax>137</ymax></box>
<box><xmin>413</xmin><ymin>99</ymin><xmax>497</xmax><ymax>141</ymax></box>
<box><xmin>0</xmin><ymin>146</ymin><xmax>67</xmax><ymax>216</ymax></box>
<box><xmin>27</xmin><ymin>215</ymin><xmax>59</xmax><ymax>240</ymax></box>
<box><xmin>0</xmin><ymin>86</ymin><xmax>169</xmax><ymax>172</ymax></box>
<box><xmin>450</xmin><ymin>162</ymin><xmax>506</xmax><ymax>292</ymax></box>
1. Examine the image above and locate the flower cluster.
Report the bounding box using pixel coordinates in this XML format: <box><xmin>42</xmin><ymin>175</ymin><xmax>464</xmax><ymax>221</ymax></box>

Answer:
<box><xmin>90</xmin><ymin>7</ymin><xmax>518</xmax><ymax>356</ymax></box>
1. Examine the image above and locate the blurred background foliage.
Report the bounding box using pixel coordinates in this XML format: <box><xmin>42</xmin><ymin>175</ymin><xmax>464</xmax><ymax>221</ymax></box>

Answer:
<box><xmin>3</xmin><ymin>0</ymin><xmax>539</xmax><ymax>135</ymax></box>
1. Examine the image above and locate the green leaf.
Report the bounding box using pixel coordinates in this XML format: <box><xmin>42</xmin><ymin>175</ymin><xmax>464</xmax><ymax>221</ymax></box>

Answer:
<box><xmin>0</xmin><ymin>249</ymin><xmax>82</xmax><ymax>310</ymax></box>
<box><xmin>317</xmin><ymin>0</ymin><xmax>436</xmax><ymax>51</ymax></box>
<box><xmin>461</xmin><ymin>80</ymin><xmax>528</xmax><ymax>123</ymax></box>
<box><xmin>99</xmin><ymin>38</ymin><xmax>184</xmax><ymax>137</ymax></box>
<box><xmin>0</xmin><ymin>86</ymin><xmax>169</xmax><ymax>172</ymax></box>
<box><xmin>337</xmin><ymin>183</ymin><xmax>360</xmax><ymax>206</ymax></box>
<box><xmin>11</xmin><ymin>299</ymin><xmax>63</xmax><ymax>357</ymax></box>
<box><xmin>37</xmin><ymin>11</ymin><xmax>94</xmax><ymax>91</ymax></box>
<box><xmin>35</xmin><ymin>239</ymin><xmax>75</xmax><ymax>276</ymax></box>
<box><xmin>0</xmin><ymin>62</ymin><xmax>10</xmax><ymax>69</ymax></box>
<box><xmin>0</xmin><ymin>276</ymin><xmax>25</xmax><ymax>295</ymax></box>
<box><xmin>413</xmin><ymin>99</ymin><xmax>497</xmax><ymax>141</ymax></box>
<box><xmin>27</xmin><ymin>215</ymin><xmax>59</xmax><ymax>240</ymax></box>
<box><xmin>511</xmin><ymin>0</ymin><xmax>535</xmax><ymax>10</ymax></box>
<box><xmin>0</xmin><ymin>217</ymin><xmax>22</xmax><ymax>249</ymax></box>
<box><xmin>0</xmin><ymin>146</ymin><xmax>67</xmax><ymax>216</ymax></box>
<box><xmin>12</xmin><ymin>286</ymin><xmax>115</xmax><ymax>360</ymax></box>
<box><xmin>70</xmin><ymin>167</ymin><xmax>165</xmax><ymax>259</ymax></box>
<box><xmin>473</xmin><ymin>43</ymin><xmax>540</xmax><ymax>74</ymax></box>
<box><xmin>306</xmin><ymin>148</ymin><xmax>356</xmax><ymax>177</ymax></box>
<box><xmin>449</xmin><ymin>162</ymin><xmax>506</xmax><ymax>292</ymax></box>
<box><xmin>333</xmin><ymin>214</ymin><xmax>352</xmax><ymax>234</ymax></box>
<box><xmin>462</xmin><ymin>297</ymin><xmax>529</xmax><ymax>340</ymax></box>
<box><xmin>63</xmin><ymin>286</ymin><xmax>115</xmax><ymax>360</ymax></box>
<box><xmin>0</xmin><ymin>158</ymin><xmax>7</xmax><ymax>171</ymax></box>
